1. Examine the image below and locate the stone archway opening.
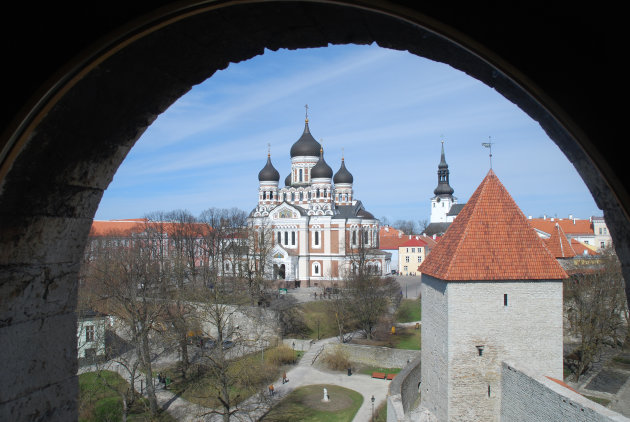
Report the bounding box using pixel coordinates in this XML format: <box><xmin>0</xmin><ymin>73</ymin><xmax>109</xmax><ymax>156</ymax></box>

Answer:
<box><xmin>0</xmin><ymin>2</ymin><xmax>624</xmax><ymax>420</ymax></box>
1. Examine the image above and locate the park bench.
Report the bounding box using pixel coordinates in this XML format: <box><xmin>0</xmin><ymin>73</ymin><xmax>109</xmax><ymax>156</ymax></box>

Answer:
<box><xmin>386</xmin><ymin>373</ymin><xmax>396</xmax><ymax>380</ymax></box>
<box><xmin>371</xmin><ymin>372</ymin><xmax>386</xmax><ymax>379</ymax></box>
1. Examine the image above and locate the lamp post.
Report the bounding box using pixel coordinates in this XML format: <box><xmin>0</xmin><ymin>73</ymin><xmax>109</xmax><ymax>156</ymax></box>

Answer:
<box><xmin>371</xmin><ymin>395</ymin><xmax>375</xmax><ymax>421</ymax></box>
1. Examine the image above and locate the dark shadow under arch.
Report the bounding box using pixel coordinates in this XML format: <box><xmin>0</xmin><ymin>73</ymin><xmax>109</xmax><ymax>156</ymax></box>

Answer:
<box><xmin>0</xmin><ymin>2</ymin><xmax>623</xmax><ymax>420</ymax></box>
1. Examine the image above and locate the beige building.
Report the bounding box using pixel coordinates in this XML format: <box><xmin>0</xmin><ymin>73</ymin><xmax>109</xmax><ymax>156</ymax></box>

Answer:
<box><xmin>398</xmin><ymin>237</ymin><xmax>428</xmax><ymax>276</ymax></box>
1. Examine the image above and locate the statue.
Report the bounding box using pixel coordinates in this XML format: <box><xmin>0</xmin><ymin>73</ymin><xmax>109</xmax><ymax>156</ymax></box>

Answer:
<box><xmin>323</xmin><ymin>387</ymin><xmax>329</xmax><ymax>402</ymax></box>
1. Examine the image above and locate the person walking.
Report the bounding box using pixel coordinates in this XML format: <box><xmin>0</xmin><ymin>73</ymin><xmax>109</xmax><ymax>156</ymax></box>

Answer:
<box><xmin>282</xmin><ymin>372</ymin><xmax>287</xmax><ymax>384</ymax></box>
<box><xmin>269</xmin><ymin>384</ymin><xmax>275</xmax><ymax>396</ymax></box>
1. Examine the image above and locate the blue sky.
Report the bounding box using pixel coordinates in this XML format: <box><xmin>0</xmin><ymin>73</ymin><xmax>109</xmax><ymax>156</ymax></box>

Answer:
<box><xmin>95</xmin><ymin>43</ymin><xmax>600</xmax><ymax>224</ymax></box>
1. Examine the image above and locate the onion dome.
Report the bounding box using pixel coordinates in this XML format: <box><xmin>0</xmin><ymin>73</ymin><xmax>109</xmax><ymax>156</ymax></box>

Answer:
<box><xmin>333</xmin><ymin>158</ymin><xmax>353</xmax><ymax>184</ymax></box>
<box><xmin>311</xmin><ymin>148</ymin><xmax>333</xmax><ymax>179</ymax></box>
<box><xmin>285</xmin><ymin>173</ymin><xmax>292</xmax><ymax>187</ymax></box>
<box><xmin>258</xmin><ymin>154</ymin><xmax>280</xmax><ymax>182</ymax></box>
<box><xmin>290</xmin><ymin>119</ymin><xmax>321</xmax><ymax>158</ymax></box>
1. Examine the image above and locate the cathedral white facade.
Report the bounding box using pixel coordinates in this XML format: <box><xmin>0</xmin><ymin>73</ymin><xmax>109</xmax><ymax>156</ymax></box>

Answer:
<box><xmin>248</xmin><ymin>117</ymin><xmax>390</xmax><ymax>287</ymax></box>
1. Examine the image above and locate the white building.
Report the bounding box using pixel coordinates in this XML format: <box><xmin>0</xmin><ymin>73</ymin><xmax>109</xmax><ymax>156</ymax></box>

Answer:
<box><xmin>248</xmin><ymin>116</ymin><xmax>390</xmax><ymax>287</ymax></box>
<box><xmin>419</xmin><ymin>170</ymin><xmax>567</xmax><ymax>421</ymax></box>
<box><xmin>77</xmin><ymin>310</ymin><xmax>108</xmax><ymax>360</ymax></box>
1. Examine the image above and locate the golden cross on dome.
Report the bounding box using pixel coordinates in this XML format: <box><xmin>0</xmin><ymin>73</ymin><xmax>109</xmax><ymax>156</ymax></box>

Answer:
<box><xmin>304</xmin><ymin>104</ymin><xmax>309</xmax><ymax>122</ymax></box>
<box><xmin>267</xmin><ymin>142</ymin><xmax>271</xmax><ymax>157</ymax></box>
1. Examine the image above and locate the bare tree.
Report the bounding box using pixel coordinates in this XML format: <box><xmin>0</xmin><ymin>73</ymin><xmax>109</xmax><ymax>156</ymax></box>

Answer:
<box><xmin>341</xmin><ymin>225</ymin><xmax>401</xmax><ymax>340</ymax></box>
<box><xmin>564</xmin><ymin>248</ymin><xmax>628</xmax><ymax>381</ymax></box>
<box><xmin>83</xmin><ymin>220</ymin><xmax>168</xmax><ymax>416</ymax></box>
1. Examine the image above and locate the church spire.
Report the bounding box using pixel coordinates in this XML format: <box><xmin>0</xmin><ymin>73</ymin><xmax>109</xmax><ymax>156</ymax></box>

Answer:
<box><xmin>434</xmin><ymin>140</ymin><xmax>454</xmax><ymax>196</ymax></box>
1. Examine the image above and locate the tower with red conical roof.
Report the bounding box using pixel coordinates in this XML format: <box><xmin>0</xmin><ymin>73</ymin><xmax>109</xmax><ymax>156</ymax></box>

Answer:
<box><xmin>419</xmin><ymin>170</ymin><xmax>567</xmax><ymax>421</ymax></box>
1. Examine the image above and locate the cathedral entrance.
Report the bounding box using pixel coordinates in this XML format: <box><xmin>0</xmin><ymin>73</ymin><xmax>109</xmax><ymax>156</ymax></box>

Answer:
<box><xmin>273</xmin><ymin>264</ymin><xmax>286</xmax><ymax>280</ymax></box>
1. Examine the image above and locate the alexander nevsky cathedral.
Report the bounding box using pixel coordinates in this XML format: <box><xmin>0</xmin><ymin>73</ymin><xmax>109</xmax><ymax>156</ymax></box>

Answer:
<box><xmin>248</xmin><ymin>115</ymin><xmax>391</xmax><ymax>287</ymax></box>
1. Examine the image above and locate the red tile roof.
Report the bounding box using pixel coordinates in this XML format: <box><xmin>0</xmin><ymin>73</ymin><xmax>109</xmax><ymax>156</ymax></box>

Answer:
<box><xmin>400</xmin><ymin>238</ymin><xmax>428</xmax><ymax>248</ymax></box>
<box><xmin>420</xmin><ymin>170</ymin><xmax>567</xmax><ymax>281</ymax></box>
<box><xmin>529</xmin><ymin>218</ymin><xmax>593</xmax><ymax>236</ymax></box>
<box><xmin>543</xmin><ymin>223</ymin><xmax>577</xmax><ymax>258</ymax></box>
<box><xmin>546</xmin><ymin>377</ymin><xmax>581</xmax><ymax>395</ymax></box>
<box><xmin>90</xmin><ymin>219</ymin><xmax>212</xmax><ymax>237</ymax></box>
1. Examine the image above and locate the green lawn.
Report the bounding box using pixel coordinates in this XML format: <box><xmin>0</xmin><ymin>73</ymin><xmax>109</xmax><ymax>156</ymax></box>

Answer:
<box><xmin>261</xmin><ymin>384</ymin><xmax>363</xmax><ymax>421</ymax></box>
<box><xmin>79</xmin><ymin>370</ymin><xmax>174</xmax><ymax>422</ymax></box>
<box><xmin>391</xmin><ymin>326</ymin><xmax>421</xmax><ymax>350</ymax></box>
<box><xmin>357</xmin><ymin>366</ymin><xmax>401</xmax><ymax>376</ymax></box>
<box><xmin>395</xmin><ymin>298</ymin><xmax>421</xmax><ymax>323</ymax></box>
<box><xmin>162</xmin><ymin>346</ymin><xmax>299</xmax><ymax>409</ymax></box>
<box><xmin>300</xmin><ymin>301</ymin><xmax>339</xmax><ymax>340</ymax></box>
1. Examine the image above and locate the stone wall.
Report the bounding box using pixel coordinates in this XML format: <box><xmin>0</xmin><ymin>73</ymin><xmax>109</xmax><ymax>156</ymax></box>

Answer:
<box><xmin>323</xmin><ymin>343</ymin><xmax>420</xmax><ymax>369</ymax></box>
<box><xmin>501</xmin><ymin>362</ymin><xmax>630</xmax><ymax>422</ymax></box>
<box><xmin>388</xmin><ymin>354</ymin><xmax>422</xmax><ymax>421</ymax></box>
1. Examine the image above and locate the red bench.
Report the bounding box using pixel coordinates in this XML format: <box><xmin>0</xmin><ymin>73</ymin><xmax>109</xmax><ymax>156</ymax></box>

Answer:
<box><xmin>372</xmin><ymin>372</ymin><xmax>386</xmax><ymax>379</ymax></box>
<box><xmin>386</xmin><ymin>373</ymin><xmax>397</xmax><ymax>380</ymax></box>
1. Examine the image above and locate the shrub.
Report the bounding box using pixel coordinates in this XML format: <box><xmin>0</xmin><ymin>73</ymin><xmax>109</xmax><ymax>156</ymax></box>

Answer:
<box><xmin>321</xmin><ymin>347</ymin><xmax>351</xmax><ymax>371</ymax></box>
<box><xmin>266</xmin><ymin>345</ymin><xmax>296</xmax><ymax>366</ymax></box>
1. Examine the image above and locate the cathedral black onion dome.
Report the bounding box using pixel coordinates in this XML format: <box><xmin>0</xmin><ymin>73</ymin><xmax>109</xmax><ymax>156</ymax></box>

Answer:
<box><xmin>290</xmin><ymin>120</ymin><xmax>321</xmax><ymax>158</ymax></box>
<box><xmin>285</xmin><ymin>173</ymin><xmax>291</xmax><ymax>186</ymax></box>
<box><xmin>333</xmin><ymin>158</ymin><xmax>353</xmax><ymax>184</ymax></box>
<box><xmin>258</xmin><ymin>155</ymin><xmax>280</xmax><ymax>182</ymax></box>
<box><xmin>311</xmin><ymin>149</ymin><xmax>333</xmax><ymax>179</ymax></box>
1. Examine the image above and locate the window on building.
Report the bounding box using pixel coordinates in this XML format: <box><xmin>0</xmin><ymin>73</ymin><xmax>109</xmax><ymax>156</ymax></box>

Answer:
<box><xmin>403</xmin><ymin>266</ymin><xmax>408</xmax><ymax>271</ymax></box>
<box><xmin>292</xmin><ymin>231</ymin><xmax>296</xmax><ymax>246</ymax></box>
<box><xmin>284</xmin><ymin>231</ymin><xmax>288</xmax><ymax>245</ymax></box>
<box><xmin>352</xmin><ymin>230</ymin><xmax>357</xmax><ymax>245</ymax></box>
<box><xmin>405</xmin><ymin>256</ymin><xmax>410</xmax><ymax>263</ymax></box>
<box><xmin>601</xmin><ymin>241</ymin><xmax>605</xmax><ymax>248</ymax></box>
<box><xmin>313</xmin><ymin>262</ymin><xmax>320</xmax><ymax>275</ymax></box>
<box><xmin>85</xmin><ymin>325</ymin><xmax>95</xmax><ymax>342</ymax></box>
<box><xmin>488</xmin><ymin>385</ymin><xmax>491</xmax><ymax>397</ymax></box>
<box><xmin>418</xmin><ymin>256</ymin><xmax>422</xmax><ymax>263</ymax></box>
<box><xmin>314</xmin><ymin>231</ymin><xmax>320</xmax><ymax>246</ymax></box>
<box><xmin>476</xmin><ymin>345</ymin><xmax>484</xmax><ymax>356</ymax></box>
<box><xmin>504</xmin><ymin>294</ymin><xmax>508</xmax><ymax>306</ymax></box>
<box><xmin>277</xmin><ymin>232</ymin><xmax>281</xmax><ymax>244</ymax></box>
<box><xmin>299</xmin><ymin>168</ymin><xmax>303</xmax><ymax>182</ymax></box>
<box><xmin>411</xmin><ymin>248</ymin><xmax>415</xmax><ymax>253</ymax></box>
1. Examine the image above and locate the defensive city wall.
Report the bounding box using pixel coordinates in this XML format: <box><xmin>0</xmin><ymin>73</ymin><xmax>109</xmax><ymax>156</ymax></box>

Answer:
<box><xmin>386</xmin><ymin>359</ymin><xmax>630</xmax><ymax>422</ymax></box>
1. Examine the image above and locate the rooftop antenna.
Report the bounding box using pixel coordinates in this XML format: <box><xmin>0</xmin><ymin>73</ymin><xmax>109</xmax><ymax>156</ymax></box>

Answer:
<box><xmin>482</xmin><ymin>137</ymin><xmax>494</xmax><ymax>169</ymax></box>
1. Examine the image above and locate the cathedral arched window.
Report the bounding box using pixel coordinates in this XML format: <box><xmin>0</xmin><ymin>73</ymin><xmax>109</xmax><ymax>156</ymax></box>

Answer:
<box><xmin>291</xmin><ymin>231</ymin><xmax>296</xmax><ymax>246</ymax></box>
<box><xmin>284</xmin><ymin>231</ymin><xmax>288</xmax><ymax>245</ymax></box>
<box><xmin>352</xmin><ymin>230</ymin><xmax>357</xmax><ymax>245</ymax></box>
<box><xmin>299</xmin><ymin>169</ymin><xmax>303</xmax><ymax>182</ymax></box>
<box><xmin>277</xmin><ymin>231</ymin><xmax>281</xmax><ymax>244</ymax></box>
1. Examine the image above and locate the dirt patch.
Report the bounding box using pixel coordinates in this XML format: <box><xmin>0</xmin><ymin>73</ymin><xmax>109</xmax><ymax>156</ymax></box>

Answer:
<box><xmin>296</xmin><ymin>385</ymin><xmax>354</xmax><ymax>412</ymax></box>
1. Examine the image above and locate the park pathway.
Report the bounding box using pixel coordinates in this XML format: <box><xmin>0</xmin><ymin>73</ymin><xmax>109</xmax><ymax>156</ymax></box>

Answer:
<box><xmin>80</xmin><ymin>335</ymin><xmax>394</xmax><ymax>421</ymax></box>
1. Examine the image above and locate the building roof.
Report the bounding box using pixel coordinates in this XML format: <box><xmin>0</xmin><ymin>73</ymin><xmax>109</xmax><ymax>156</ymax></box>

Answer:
<box><xmin>399</xmin><ymin>238</ymin><xmax>428</xmax><ymax>248</ymax></box>
<box><xmin>90</xmin><ymin>219</ymin><xmax>212</xmax><ymax>237</ymax></box>
<box><xmin>528</xmin><ymin>217</ymin><xmax>594</xmax><ymax>237</ymax></box>
<box><xmin>423</xmin><ymin>222</ymin><xmax>451</xmax><ymax>237</ymax></box>
<box><xmin>420</xmin><ymin>170</ymin><xmax>568</xmax><ymax>281</ymax></box>
<box><xmin>543</xmin><ymin>223</ymin><xmax>577</xmax><ymax>258</ymax></box>
<box><xmin>258</xmin><ymin>154</ymin><xmax>280</xmax><ymax>182</ymax></box>
<box><xmin>447</xmin><ymin>203</ymin><xmax>466</xmax><ymax>216</ymax></box>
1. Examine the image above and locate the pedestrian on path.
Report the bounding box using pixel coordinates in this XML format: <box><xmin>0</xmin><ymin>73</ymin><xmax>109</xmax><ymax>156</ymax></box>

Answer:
<box><xmin>282</xmin><ymin>372</ymin><xmax>288</xmax><ymax>384</ymax></box>
<box><xmin>269</xmin><ymin>384</ymin><xmax>275</xmax><ymax>396</ymax></box>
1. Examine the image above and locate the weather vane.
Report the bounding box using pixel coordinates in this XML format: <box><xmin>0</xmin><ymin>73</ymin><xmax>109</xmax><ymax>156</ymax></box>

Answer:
<box><xmin>481</xmin><ymin>137</ymin><xmax>494</xmax><ymax>169</ymax></box>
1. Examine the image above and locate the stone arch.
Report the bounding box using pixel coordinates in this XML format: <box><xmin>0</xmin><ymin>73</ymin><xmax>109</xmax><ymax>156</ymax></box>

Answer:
<box><xmin>0</xmin><ymin>2</ymin><xmax>624</xmax><ymax>420</ymax></box>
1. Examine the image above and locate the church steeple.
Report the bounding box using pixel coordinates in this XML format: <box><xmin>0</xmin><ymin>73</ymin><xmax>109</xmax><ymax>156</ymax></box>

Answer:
<box><xmin>434</xmin><ymin>140</ymin><xmax>454</xmax><ymax>196</ymax></box>
<box><xmin>430</xmin><ymin>140</ymin><xmax>457</xmax><ymax>224</ymax></box>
